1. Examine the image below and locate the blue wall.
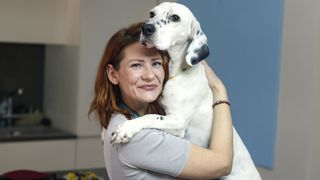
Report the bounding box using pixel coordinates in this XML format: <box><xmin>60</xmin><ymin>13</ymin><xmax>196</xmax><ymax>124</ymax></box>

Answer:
<box><xmin>179</xmin><ymin>0</ymin><xmax>283</xmax><ymax>168</ymax></box>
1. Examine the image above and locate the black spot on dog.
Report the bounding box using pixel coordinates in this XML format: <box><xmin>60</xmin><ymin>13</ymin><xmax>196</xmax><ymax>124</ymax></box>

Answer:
<box><xmin>157</xmin><ymin>116</ymin><xmax>164</xmax><ymax>120</ymax></box>
<box><xmin>191</xmin><ymin>57</ymin><xmax>198</xmax><ymax>65</ymax></box>
<box><xmin>192</xmin><ymin>45</ymin><xmax>210</xmax><ymax>65</ymax></box>
<box><xmin>156</xmin><ymin>21</ymin><xmax>161</xmax><ymax>28</ymax></box>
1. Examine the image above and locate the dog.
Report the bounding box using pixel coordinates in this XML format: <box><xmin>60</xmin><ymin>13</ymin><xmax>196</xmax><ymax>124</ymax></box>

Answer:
<box><xmin>111</xmin><ymin>2</ymin><xmax>261</xmax><ymax>180</ymax></box>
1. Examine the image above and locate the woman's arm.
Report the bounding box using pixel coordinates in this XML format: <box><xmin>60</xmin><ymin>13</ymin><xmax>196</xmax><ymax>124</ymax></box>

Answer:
<box><xmin>179</xmin><ymin>61</ymin><xmax>233</xmax><ymax>179</ymax></box>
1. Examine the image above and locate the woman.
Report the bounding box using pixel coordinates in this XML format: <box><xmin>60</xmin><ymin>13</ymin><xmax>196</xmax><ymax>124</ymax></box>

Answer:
<box><xmin>89</xmin><ymin>22</ymin><xmax>233</xmax><ymax>180</ymax></box>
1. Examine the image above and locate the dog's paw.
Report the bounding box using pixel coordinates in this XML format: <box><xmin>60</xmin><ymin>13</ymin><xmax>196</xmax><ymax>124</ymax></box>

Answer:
<box><xmin>110</xmin><ymin>121</ymin><xmax>142</xmax><ymax>144</ymax></box>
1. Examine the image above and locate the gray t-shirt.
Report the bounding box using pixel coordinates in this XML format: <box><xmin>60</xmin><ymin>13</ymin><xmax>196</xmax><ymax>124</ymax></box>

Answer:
<box><xmin>103</xmin><ymin>113</ymin><xmax>190</xmax><ymax>180</ymax></box>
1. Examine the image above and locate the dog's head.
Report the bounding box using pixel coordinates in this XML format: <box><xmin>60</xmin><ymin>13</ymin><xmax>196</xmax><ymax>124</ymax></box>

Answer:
<box><xmin>140</xmin><ymin>2</ymin><xmax>209</xmax><ymax>66</ymax></box>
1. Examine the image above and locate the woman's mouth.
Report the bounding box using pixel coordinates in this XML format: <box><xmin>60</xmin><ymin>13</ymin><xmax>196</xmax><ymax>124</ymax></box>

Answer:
<box><xmin>139</xmin><ymin>84</ymin><xmax>157</xmax><ymax>91</ymax></box>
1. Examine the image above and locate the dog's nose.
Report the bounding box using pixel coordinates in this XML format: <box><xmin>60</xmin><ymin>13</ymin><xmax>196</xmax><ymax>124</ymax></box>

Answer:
<box><xmin>142</xmin><ymin>23</ymin><xmax>155</xmax><ymax>37</ymax></box>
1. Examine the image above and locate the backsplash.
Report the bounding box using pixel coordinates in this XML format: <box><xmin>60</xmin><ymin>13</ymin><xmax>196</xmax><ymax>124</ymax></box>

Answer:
<box><xmin>0</xmin><ymin>42</ymin><xmax>45</xmax><ymax>113</ymax></box>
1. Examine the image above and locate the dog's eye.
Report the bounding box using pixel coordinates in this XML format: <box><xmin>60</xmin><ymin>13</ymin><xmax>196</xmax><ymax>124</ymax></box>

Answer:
<box><xmin>149</xmin><ymin>11</ymin><xmax>155</xmax><ymax>18</ymax></box>
<box><xmin>170</xmin><ymin>14</ymin><xmax>180</xmax><ymax>22</ymax></box>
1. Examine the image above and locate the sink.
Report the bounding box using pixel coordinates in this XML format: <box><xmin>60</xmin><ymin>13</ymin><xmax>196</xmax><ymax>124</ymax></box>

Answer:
<box><xmin>0</xmin><ymin>125</ymin><xmax>77</xmax><ymax>142</ymax></box>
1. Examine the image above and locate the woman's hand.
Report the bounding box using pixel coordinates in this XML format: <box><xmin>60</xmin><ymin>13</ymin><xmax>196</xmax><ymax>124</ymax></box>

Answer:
<box><xmin>201</xmin><ymin>61</ymin><xmax>228</xmax><ymax>101</ymax></box>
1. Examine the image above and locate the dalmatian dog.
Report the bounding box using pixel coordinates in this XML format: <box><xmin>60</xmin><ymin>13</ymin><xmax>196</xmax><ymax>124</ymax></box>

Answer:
<box><xmin>110</xmin><ymin>2</ymin><xmax>261</xmax><ymax>180</ymax></box>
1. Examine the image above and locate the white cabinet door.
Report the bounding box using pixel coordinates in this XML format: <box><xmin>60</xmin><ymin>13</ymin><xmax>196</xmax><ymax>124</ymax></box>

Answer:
<box><xmin>75</xmin><ymin>137</ymin><xmax>105</xmax><ymax>169</ymax></box>
<box><xmin>0</xmin><ymin>0</ymin><xmax>80</xmax><ymax>45</ymax></box>
<box><xmin>0</xmin><ymin>140</ymin><xmax>76</xmax><ymax>173</ymax></box>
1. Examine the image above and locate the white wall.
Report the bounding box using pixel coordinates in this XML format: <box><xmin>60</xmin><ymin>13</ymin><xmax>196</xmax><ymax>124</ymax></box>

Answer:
<box><xmin>258</xmin><ymin>0</ymin><xmax>320</xmax><ymax>179</ymax></box>
<box><xmin>45</xmin><ymin>45</ymin><xmax>80</xmax><ymax>133</ymax></box>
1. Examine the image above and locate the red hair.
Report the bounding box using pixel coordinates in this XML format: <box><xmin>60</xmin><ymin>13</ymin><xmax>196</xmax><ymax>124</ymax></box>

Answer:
<box><xmin>89</xmin><ymin>22</ymin><xmax>169</xmax><ymax>129</ymax></box>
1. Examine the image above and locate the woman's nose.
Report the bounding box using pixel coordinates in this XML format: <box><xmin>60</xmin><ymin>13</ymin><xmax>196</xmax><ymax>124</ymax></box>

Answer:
<box><xmin>142</xmin><ymin>65</ymin><xmax>155</xmax><ymax>80</ymax></box>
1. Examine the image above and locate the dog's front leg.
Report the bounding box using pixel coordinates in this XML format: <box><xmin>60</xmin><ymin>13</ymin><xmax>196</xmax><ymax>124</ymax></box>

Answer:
<box><xmin>111</xmin><ymin>114</ymin><xmax>187</xmax><ymax>144</ymax></box>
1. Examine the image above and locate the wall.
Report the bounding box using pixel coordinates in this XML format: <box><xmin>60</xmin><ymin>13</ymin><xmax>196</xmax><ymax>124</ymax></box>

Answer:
<box><xmin>45</xmin><ymin>45</ymin><xmax>80</xmax><ymax>133</ymax></box>
<box><xmin>258</xmin><ymin>0</ymin><xmax>320</xmax><ymax>179</ymax></box>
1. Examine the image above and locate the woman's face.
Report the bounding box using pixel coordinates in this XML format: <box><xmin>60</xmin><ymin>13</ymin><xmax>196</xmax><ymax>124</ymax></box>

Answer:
<box><xmin>108</xmin><ymin>42</ymin><xmax>165</xmax><ymax>115</ymax></box>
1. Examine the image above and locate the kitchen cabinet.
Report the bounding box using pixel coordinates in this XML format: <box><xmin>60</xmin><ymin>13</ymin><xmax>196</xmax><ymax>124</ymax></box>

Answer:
<box><xmin>75</xmin><ymin>137</ymin><xmax>105</xmax><ymax>169</ymax></box>
<box><xmin>0</xmin><ymin>0</ymin><xmax>79</xmax><ymax>45</ymax></box>
<box><xmin>0</xmin><ymin>137</ymin><xmax>105</xmax><ymax>173</ymax></box>
<box><xmin>0</xmin><ymin>140</ymin><xmax>76</xmax><ymax>173</ymax></box>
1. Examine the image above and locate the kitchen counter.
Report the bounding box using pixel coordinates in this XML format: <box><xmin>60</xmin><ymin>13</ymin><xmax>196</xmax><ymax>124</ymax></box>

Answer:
<box><xmin>0</xmin><ymin>125</ymin><xmax>77</xmax><ymax>142</ymax></box>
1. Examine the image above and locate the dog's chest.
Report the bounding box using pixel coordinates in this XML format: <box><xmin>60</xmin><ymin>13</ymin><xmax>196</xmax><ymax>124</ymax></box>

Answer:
<box><xmin>162</xmin><ymin>65</ymin><xmax>213</xmax><ymax>147</ymax></box>
<box><xmin>163</xmin><ymin>65</ymin><xmax>210</xmax><ymax>106</ymax></box>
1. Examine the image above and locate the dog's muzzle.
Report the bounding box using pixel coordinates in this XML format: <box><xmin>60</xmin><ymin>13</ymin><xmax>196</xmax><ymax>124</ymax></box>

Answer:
<box><xmin>142</xmin><ymin>23</ymin><xmax>156</xmax><ymax>37</ymax></box>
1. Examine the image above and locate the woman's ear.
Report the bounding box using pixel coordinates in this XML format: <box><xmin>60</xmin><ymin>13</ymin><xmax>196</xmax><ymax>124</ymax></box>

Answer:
<box><xmin>107</xmin><ymin>64</ymin><xmax>119</xmax><ymax>85</ymax></box>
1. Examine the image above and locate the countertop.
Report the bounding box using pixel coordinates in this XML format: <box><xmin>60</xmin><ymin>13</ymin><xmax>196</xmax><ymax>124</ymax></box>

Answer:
<box><xmin>0</xmin><ymin>125</ymin><xmax>77</xmax><ymax>143</ymax></box>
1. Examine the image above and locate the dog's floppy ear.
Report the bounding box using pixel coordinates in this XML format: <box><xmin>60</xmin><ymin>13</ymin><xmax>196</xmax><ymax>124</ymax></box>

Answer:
<box><xmin>186</xmin><ymin>19</ymin><xmax>210</xmax><ymax>66</ymax></box>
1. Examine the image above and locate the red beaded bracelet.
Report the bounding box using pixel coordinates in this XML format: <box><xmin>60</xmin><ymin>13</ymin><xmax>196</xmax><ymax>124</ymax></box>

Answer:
<box><xmin>212</xmin><ymin>100</ymin><xmax>230</xmax><ymax>109</ymax></box>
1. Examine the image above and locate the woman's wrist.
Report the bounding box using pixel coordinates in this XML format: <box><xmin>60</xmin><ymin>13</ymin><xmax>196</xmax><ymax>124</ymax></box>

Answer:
<box><xmin>212</xmin><ymin>86</ymin><xmax>228</xmax><ymax>102</ymax></box>
<box><xmin>212</xmin><ymin>100</ymin><xmax>231</xmax><ymax>109</ymax></box>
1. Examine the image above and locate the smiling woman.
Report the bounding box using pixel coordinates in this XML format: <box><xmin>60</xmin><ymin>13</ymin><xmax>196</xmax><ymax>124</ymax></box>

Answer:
<box><xmin>89</xmin><ymin>22</ymin><xmax>169</xmax><ymax>129</ymax></box>
<box><xmin>107</xmin><ymin>42</ymin><xmax>165</xmax><ymax>116</ymax></box>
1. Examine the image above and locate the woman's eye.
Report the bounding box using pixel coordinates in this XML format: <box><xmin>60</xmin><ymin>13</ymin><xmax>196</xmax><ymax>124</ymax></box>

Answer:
<box><xmin>153</xmin><ymin>61</ymin><xmax>163</xmax><ymax>67</ymax></box>
<box><xmin>131</xmin><ymin>63</ymin><xmax>142</xmax><ymax>68</ymax></box>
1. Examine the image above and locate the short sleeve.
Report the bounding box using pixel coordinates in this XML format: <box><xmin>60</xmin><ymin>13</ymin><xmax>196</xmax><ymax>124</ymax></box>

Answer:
<box><xmin>116</xmin><ymin>129</ymin><xmax>190</xmax><ymax>177</ymax></box>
